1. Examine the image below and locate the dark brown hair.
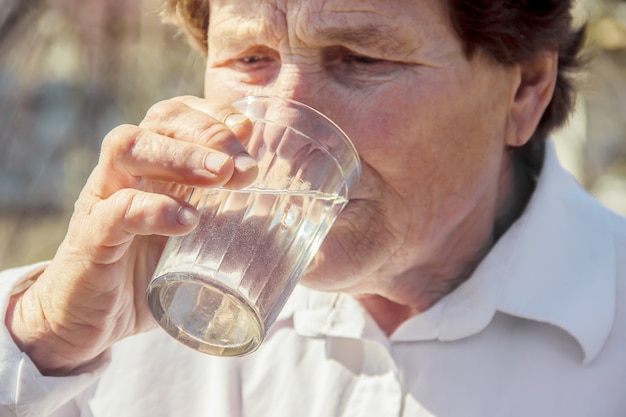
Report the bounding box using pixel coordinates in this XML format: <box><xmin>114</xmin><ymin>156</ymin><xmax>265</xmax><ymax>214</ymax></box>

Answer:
<box><xmin>446</xmin><ymin>0</ymin><xmax>586</xmax><ymax>148</ymax></box>
<box><xmin>163</xmin><ymin>0</ymin><xmax>585</xmax><ymax>146</ymax></box>
<box><xmin>162</xmin><ymin>0</ymin><xmax>208</xmax><ymax>51</ymax></box>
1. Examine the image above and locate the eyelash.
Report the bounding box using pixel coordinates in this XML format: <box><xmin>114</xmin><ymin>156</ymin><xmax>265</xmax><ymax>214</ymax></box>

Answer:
<box><xmin>343</xmin><ymin>54</ymin><xmax>384</xmax><ymax>65</ymax></box>
<box><xmin>237</xmin><ymin>53</ymin><xmax>383</xmax><ymax>66</ymax></box>
<box><xmin>241</xmin><ymin>56</ymin><xmax>271</xmax><ymax>64</ymax></box>
<box><xmin>228</xmin><ymin>49</ymin><xmax>400</xmax><ymax>85</ymax></box>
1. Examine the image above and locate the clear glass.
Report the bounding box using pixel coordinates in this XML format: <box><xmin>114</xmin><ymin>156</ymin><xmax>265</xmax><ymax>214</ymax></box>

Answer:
<box><xmin>147</xmin><ymin>96</ymin><xmax>361</xmax><ymax>356</ymax></box>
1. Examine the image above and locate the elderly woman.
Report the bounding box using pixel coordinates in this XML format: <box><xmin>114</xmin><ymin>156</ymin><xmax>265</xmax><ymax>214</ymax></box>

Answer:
<box><xmin>1</xmin><ymin>0</ymin><xmax>625</xmax><ymax>416</ymax></box>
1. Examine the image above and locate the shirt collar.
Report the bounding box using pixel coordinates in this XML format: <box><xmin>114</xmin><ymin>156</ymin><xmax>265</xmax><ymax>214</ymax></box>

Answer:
<box><xmin>285</xmin><ymin>141</ymin><xmax>616</xmax><ymax>364</ymax></box>
<box><xmin>492</xmin><ymin>141</ymin><xmax>616</xmax><ymax>364</ymax></box>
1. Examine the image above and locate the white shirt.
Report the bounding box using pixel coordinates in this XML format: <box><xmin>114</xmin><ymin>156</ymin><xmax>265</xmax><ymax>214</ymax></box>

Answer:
<box><xmin>2</xmin><ymin>143</ymin><xmax>626</xmax><ymax>417</ymax></box>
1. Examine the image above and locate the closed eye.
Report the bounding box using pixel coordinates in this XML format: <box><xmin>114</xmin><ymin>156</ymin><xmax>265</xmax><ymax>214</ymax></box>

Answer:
<box><xmin>327</xmin><ymin>48</ymin><xmax>407</xmax><ymax>84</ymax></box>
<box><xmin>344</xmin><ymin>54</ymin><xmax>385</xmax><ymax>65</ymax></box>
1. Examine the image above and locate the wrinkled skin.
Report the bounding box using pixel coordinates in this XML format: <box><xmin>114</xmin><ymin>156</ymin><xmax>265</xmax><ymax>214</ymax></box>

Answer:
<box><xmin>5</xmin><ymin>0</ymin><xmax>556</xmax><ymax>375</ymax></box>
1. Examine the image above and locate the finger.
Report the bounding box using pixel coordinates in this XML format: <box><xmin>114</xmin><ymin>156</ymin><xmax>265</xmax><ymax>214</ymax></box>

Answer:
<box><xmin>73</xmin><ymin>189</ymin><xmax>200</xmax><ymax>264</ymax></box>
<box><xmin>140</xmin><ymin>97</ymin><xmax>258</xmax><ymax>188</ymax></box>
<box><xmin>92</xmin><ymin>124</ymin><xmax>236</xmax><ymax>198</ymax></box>
<box><xmin>172</xmin><ymin>95</ymin><xmax>253</xmax><ymax>143</ymax></box>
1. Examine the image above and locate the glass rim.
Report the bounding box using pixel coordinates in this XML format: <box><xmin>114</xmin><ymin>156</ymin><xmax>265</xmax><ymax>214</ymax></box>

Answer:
<box><xmin>231</xmin><ymin>95</ymin><xmax>362</xmax><ymax>188</ymax></box>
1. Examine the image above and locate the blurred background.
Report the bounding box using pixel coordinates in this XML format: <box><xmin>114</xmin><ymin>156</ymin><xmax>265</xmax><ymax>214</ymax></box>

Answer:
<box><xmin>0</xmin><ymin>0</ymin><xmax>204</xmax><ymax>268</ymax></box>
<box><xmin>0</xmin><ymin>0</ymin><xmax>625</xmax><ymax>269</ymax></box>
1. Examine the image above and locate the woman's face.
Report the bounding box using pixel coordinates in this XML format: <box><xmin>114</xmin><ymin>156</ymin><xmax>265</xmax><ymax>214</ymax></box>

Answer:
<box><xmin>203</xmin><ymin>0</ymin><xmax>520</xmax><ymax>296</ymax></box>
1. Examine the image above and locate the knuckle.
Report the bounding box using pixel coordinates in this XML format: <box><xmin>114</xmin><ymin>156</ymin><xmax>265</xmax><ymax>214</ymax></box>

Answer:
<box><xmin>117</xmin><ymin>189</ymin><xmax>144</xmax><ymax>223</ymax></box>
<box><xmin>117</xmin><ymin>189</ymin><xmax>174</xmax><ymax>233</ymax></box>
<box><xmin>101</xmin><ymin>124</ymin><xmax>142</xmax><ymax>161</ymax></box>
<box><xmin>143</xmin><ymin>99</ymin><xmax>184</xmax><ymax>125</ymax></box>
<box><xmin>197</xmin><ymin>122</ymin><xmax>240</xmax><ymax>148</ymax></box>
<box><xmin>174</xmin><ymin>94</ymin><xmax>197</xmax><ymax>103</ymax></box>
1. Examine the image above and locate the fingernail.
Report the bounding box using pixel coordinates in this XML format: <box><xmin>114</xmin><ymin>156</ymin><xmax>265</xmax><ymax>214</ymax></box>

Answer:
<box><xmin>233</xmin><ymin>152</ymin><xmax>257</xmax><ymax>173</ymax></box>
<box><xmin>177</xmin><ymin>206</ymin><xmax>199</xmax><ymax>226</ymax></box>
<box><xmin>204</xmin><ymin>152</ymin><xmax>230</xmax><ymax>174</ymax></box>
<box><xmin>223</xmin><ymin>112</ymin><xmax>249</xmax><ymax>129</ymax></box>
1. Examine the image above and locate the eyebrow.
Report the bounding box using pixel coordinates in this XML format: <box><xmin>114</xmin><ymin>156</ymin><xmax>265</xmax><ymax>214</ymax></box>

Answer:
<box><xmin>212</xmin><ymin>22</ymin><xmax>405</xmax><ymax>54</ymax></box>
<box><xmin>315</xmin><ymin>24</ymin><xmax>402</xmax><ymax>51</ymax></box>
<box><xmin>317</xmin><ymin>25</ymin><xmax>396</xmax><ymax>46</ymax></box>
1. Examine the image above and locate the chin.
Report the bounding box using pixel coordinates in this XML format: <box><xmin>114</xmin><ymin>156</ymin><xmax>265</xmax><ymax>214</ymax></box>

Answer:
<box><xmin>300</xmin><ymin>192</ymin><xmax>394</xmax><ymax>292</ymax></box>
<box><xmin>298</xmin><ymin>204</ymin><xmax>371</xmax><ymax>292</ymax></box>
<box><xmin>298</xmin><ymin>241</ymin><xmax>342</xmax><ymax>291</ymax></box>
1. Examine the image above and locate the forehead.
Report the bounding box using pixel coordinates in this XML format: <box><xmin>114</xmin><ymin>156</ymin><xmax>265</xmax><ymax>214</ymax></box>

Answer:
<box><xmin>207</xmin><ymin>0</ymin><xmax>454</xmax><ymax>53</ymax></box>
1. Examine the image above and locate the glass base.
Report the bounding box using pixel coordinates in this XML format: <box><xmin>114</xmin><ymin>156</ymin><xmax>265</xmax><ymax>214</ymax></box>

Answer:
<box><xmin>147</xmin><ymin>272</ymin><xmax>263</xmax><ymax>357</ymax></box>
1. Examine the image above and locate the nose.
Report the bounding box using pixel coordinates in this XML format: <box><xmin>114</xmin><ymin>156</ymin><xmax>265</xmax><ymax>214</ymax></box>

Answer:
<box><xmin>262</xmin><ymin>62</ymin><xmax>330</xmax><ymax>114</ymax></box>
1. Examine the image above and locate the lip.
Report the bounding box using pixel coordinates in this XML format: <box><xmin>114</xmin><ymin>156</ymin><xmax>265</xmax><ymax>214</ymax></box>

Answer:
<box><xmin>338</xmin><ymin>198</ymin><xmax>364</xmax><ymax>216</ymax></box>
<box><xmin>346</xmin><ymin>195</ymin><xmax>369</xmax><ymax>205</ymax></box>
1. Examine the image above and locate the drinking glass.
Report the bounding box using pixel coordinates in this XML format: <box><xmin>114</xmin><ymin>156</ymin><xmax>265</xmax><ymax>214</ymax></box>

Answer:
<box><xmin>147</xmin><ymin>96</ymin><xmax>361</xmax><ymax>356</ymax></box>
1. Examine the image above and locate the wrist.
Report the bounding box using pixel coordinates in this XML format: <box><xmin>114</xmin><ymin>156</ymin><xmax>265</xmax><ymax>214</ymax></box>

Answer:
<box><xmin>5</xmin><ymin>286</ymin><xmax>98</xmax><ymax>376</ymax></box>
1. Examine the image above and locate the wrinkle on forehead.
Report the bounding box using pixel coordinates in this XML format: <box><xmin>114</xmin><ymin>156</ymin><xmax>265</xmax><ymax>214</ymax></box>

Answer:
<box><xmin>209</xmin><ymin>0</ymin><xmax>453</xmax><ymax>58</ymax></box>
<box><xmin>304</xmin><ymin>2</ymin><xmax>414</xmax><ymax>54</ymax></box>
<box><xmin>208</xmin><ymin>1</ymin><xmax>288</xmax><ymax>46</ymax></box>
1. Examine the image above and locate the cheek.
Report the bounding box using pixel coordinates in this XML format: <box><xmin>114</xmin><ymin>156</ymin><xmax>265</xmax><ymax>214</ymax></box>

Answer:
<box><xmin>336</xmin><ymin>74</ymin><xmax>509</xmax><ymax>218</ymax></box>
<box><xmin>203</xmin><ymin>68</ymin><xmax>254</xmax><ymax>103</ymax></box>
<box><xmin>328</xmin><ymin>85</ymin><xmax>415</xmax><ymax>169</ymax></box>
<box><xmin>333</xmin><ymin>85</ymin><xmax>449</xmax><ymax>191</ymax></box>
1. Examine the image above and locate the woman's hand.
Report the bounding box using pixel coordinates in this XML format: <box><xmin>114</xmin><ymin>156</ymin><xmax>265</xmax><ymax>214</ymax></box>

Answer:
<box><xmin>4</xmin><ymin>96</ymin><xmax>257</xmax><ymax>375</ymax></box>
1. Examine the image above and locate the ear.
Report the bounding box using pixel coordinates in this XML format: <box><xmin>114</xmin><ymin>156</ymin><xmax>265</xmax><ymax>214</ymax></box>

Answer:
<box><xmin>505</xmin><ymin>51</ymin><xmax>558</xmax><ymax>147</ymax></box>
